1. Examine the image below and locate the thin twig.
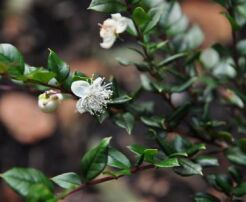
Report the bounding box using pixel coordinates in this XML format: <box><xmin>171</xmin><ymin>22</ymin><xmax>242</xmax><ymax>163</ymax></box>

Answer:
<box><xmin>62</xmin><ymin>164</ymin><xmax>155</xmax><ymax>199</ymax></box>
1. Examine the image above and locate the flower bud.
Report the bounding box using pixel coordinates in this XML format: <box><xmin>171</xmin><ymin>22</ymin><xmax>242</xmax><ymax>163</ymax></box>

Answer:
<box><xmin>38</xmin><ymin>90</ymin><xmax>63</xmax><ymax>113</ymax></box>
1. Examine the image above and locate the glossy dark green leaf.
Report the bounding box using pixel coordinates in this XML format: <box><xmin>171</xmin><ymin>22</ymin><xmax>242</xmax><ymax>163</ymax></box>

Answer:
<box><xmin>210</xmin><ymin>131</ymin><xmax>234</xmax><ymax>143</ymax></box>
<box><xmin>186</xmin><ymin>144</ymin><xmax>206</xmax><ymax>156</ymax></box>
<box><xmin>81</xmin><ymin>137</ymin><xmax>111</xmax><ymax>183</ymax></box>
<box><xmin>144</xmin><ymin>6</ymin><xmax>164</xmax><ymax>33</ymax></box>
<box><xmin>1</xmin><ymin>168</ymin><xmax>53</xmax><ymax>197</ymax></box>
<box><xmin>226</xmin><ymin>147</ymin><xmax>246</xmax><ymax>166</ymax></box>
<box><xmin>194</xmin><ymin>192</ymin><xmax>220</xmax><ymax>202</ymax></box>
<box><xmin>48</xmin><ymin>49</ymin><xmax>70</xmax><ymax>82</ymax></box>
<box><xmin>109</xmin><ymin>95</ymin><xmax>132</xmax><ymax>104</ymax></box>
<box><xmin>158</xmin><ymin>52</ymin><xmax>187</xmax><ymax>67</ymax></box>
<box><xmin>215</xmin><ymin>174</ymin><xmax>232</xmax><ymax>195</ymax></box>
<box><xmin>51</xmin><ymin>172</ymin><xmax>81</xmax><ymax>190</ymax></box>
<box><xmin>167</xmin><ymin>103</ymin><xmax>190</xmax><ymax>128</ymax></box>
<box><xmin>155</xmin><ymin>158</ymin><xmax>180</xmax><ymax>168</ymax></box>
<box><xmin>88</xmin><ymin>0</ymin><xmax>127</xmax><ymax>13</ymax></box>
<box><xmin>114</xmin><ymin>113</ymin><xmax>135</xmax><ymax>134</ymax></box>
<box><xmin>25</xmin><ymin>69</ymin><xmax>56</xmax><ymax>83</ymax></box>
<box><xmin>170</xmin><ymin>77</ymin><xmax>197</xmax><ymax>93</ymax></box>
<box><xmin>233</xmin><ymin>183</ymin><xmax>246</xmax><ymax>197</ymax></box>
<box><xmin>228</xmin><ymin>166</ymin><xmax>242</xmax><ymax>184</ymax></box>
<box><xmin>174</xmin><ymin>158</ymin><xmax>203</xmax><ymax>176</ymax></box>
<box><xmin>132</xmin><ymin>7</ymin><xmax>150</xmax><ymax>27</ymax></box>
<box><xmin>128</xmin><ymin>145</ymin><xmax>158</xmax><ymax>164</ymax></box>
<box><xmin>26</xmin><ymin>184</ymin><xmax>57</xmax><ymax>202</ymax></box>
<box><xmin>140</xmin><ymin>116</ymin><xmax>165</xmax><ymax>129</ymax></box>
<box><xmin>239</xmin><ymin>138</ymin><xmax>246</xmax><ymax>153</ymax></box>
<box><xmin>195</xmin><ymin>156</ymin><xmax>219</xmax><ymax>167</ymax></box>
<box><xmin>108</xmin><ymin>147</ymin><xmax>131</xmax><ymax>169</ymax></box>
<box><xmin>0</xmin><ymin>43</ymin><xmax>24</xmax><ymax>76</ymax></box>
<box><xmin>95</xmin><ymin>111</ymin><xmax>109</xmax><ymax>124</ymax></box>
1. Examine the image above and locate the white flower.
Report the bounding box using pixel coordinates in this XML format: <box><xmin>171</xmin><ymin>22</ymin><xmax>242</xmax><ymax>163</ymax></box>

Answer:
<box><xmin>100</xmin><ymin>13</ymin><xmax>129</xmax><ymax>49</ymax></box>
<box><xmin>71</xmin><ymin>77</ymin><xmax>113</xmax><ymax>115</ymax></box>
<box><xmin>38</xmin><ymin>90</ymin><xmax>63</xmax><ymax>113</ymax></box>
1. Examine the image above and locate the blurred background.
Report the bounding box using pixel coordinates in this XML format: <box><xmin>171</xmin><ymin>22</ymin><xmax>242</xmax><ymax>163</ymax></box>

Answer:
<box><xmin>0</xmin><ymin>0</ymin><xmax>236</xmax><ymax>201</ymax></box>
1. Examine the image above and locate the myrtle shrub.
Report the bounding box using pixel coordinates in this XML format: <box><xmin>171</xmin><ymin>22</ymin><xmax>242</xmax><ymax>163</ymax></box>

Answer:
<box><xmin>0</xmin><ymin>0</ymin><xmax>246</xmax><ymax>201</ymax></box>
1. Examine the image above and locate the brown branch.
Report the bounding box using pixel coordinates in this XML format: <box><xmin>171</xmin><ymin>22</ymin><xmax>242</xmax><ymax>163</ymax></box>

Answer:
<box><xmin>62</xmin><ymin>164</ymin><xmax>155</xmax><ymax>199</ymax></box>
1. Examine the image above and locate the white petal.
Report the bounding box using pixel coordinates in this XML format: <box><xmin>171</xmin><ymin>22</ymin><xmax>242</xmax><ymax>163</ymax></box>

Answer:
<box><xmin>111</xmin><ymin>13</ymin><xmax>129</xmax><ymax>34</ymax></box>
<box><xmin>100</xmin><ymin>35</ymin><xmax>116</xmax><ymax>49</ymax></box>
<box><xmin>71</xmin><ymin>80</ymin><xmax>90</xmax><ymax>97</ymax></box>
<box><xmin>103</xmin><ymin>18</ymin><xmax>117</xmax><ymax>27</ymax></box>
<box><xmin>100</xmin><ymin>28</ymin><xmax>115</xmax><ymax>38</ymax></box>
<box><xmin>76</xmin><ymin>99</ymin><xmax>86</xmax><ymax>114</ymax></box>
<box><xmin>92</xmin><ymin>77</ymin><xmax>103</xmax><ymax>86</ymax></box>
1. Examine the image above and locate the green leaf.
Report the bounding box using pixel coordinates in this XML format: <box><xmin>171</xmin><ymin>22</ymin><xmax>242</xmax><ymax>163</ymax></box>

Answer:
<box><xmin>48</xmin><ymin>49</ymin><xmax>70</xmax><ymax>82</ymax></box>
<box><xmin>144</xmin><ymin>6</ymin><xmax>164</xmax><ymax>33</ymax></box>
<box><xmin>109</xmin><ymin>95</ymin><xmax>132</xmax><ymax>104</ymax></box>
<box><xmin>228</xmin><ymin>166</ymin><xmax>242</xmax><ymax>184</ymax></box>
<box><xmin>95</xmin><ymin>111</ymin><xmax>109</xmax><ymax>124</ymax></box>
<box><xmin>25</xmin><ymin>69</ymin><xmax>56</xmax><ymax>83</ymax></box>
<box><xmin>0</xmin><ymin>43</ymin><xmax>24</xmax><ymax>76</ymax></box>
<box><xmin>114</xmin><ymin>113</ymin><xmax>135</xmax><ymax>134</ymax></box>
<box><xmin>108</xmin><ymin>147</ymin><xmax>131</xmax><ymax>169</ymax></box>
<box><xmin>187</xmin><ymin>144</ymin><xmax>206</xmax><ymax>156</ymax></box>
<box><xmin>226</xmin><ymin>147</ymin><xmax>246</xmax><ymax>166</ymax></box>
<box><xmin>26</xmin><ymin>184</ymin><xmax>57</xmax><ymax>202</ymax></box>
<box><xmin>170</xmin><ymin>77</ymin><xmax>197</xmax><ymax>93</ymax></box>
<box><xmin>128</xmin><ymin>144</ymin><xmax>147</xmax><ymax>156</ymax></box>
<box><xmin>140</xmin><ymin>116</ymin><xmax>165</xmax><ymax>129</ymax></box>
<box><xmin>1</xmin><ymin>168</ymin><xmax>53</xmax><ymax>197</ymax></box>
<box><xmin>128</xmin><ymin>145</ymin><xmax>158</xmax><ymax>164</ymax></box>
<box><xmin>167</xmin><ymin>103</ymin><xmax>190</xmax><ymax>128</ymax></box>
<box><xmin>194</xmin><ymin>193</ymin><xmax>220</xmax><ymax>202</ymax></box>
<box><xmin>127</xmin><ymin>19</ymin><xmax>138</xmax><ymax>36</ymax></box>
<box><xmin>195</xmin><ymin>156</ymin><xmax>219</xmax><ymax>167</ymax></box>
<box><xmin>103</xmin><ymin>169</ymin><xmax>131</xmax><ymax>178</ymax></box>
<box><xmin>88</xmin><ymin>0</ymin><xmax>127</xmax><ymax>13</ymax></box>
<box><xmin>158</xmin><ymin>52</ymin><xmax>187</xmax><ymax>67</ymax></box>
<box><xmin>239</xmin><ymin>138</ymin><xmax>246</xmax><ymax>152</ymax></box>
<box><xmin>155</xmin><ymin>158</ymin><xmax>180</xmax><ymax>168</ymax></box>
<box><xmin>51</xmin><ymin>172</ymin><xmax>81</xmax><ymax>190</ymax></box>
<box><xmin>215</xmin><ymin>174</ymin><xmax>232</xmax><ymax>195</ymax></box>
<box><xmin>132</xmin><ymin>7</ymin><xmax>150</xmax><ymax>27</ymax></box>
<box><xmin>233</xmin><ymin>183</ymin><xmax>246</xmax><ymax>197</ymax></box>
<box><xmin>81</xmin><ymin>137</ymin><xmax>111</xmax><ymax>183</ymax></box>
<box><xmin>174</xmin><ymin>158</ymin><xmax>203</xmax><ymax>176</ymax></box>
<box><xmin>210</xmin><ymin>131</ymin><xmax>234</xmax><ymax>143</ymax></box>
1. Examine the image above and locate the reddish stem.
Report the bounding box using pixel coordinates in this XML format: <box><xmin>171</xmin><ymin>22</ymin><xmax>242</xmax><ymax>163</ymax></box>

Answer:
<box><xmin>63</xmin><ymin>164</ymin><xmax>155</xmax><ymax>199</ymax></box>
